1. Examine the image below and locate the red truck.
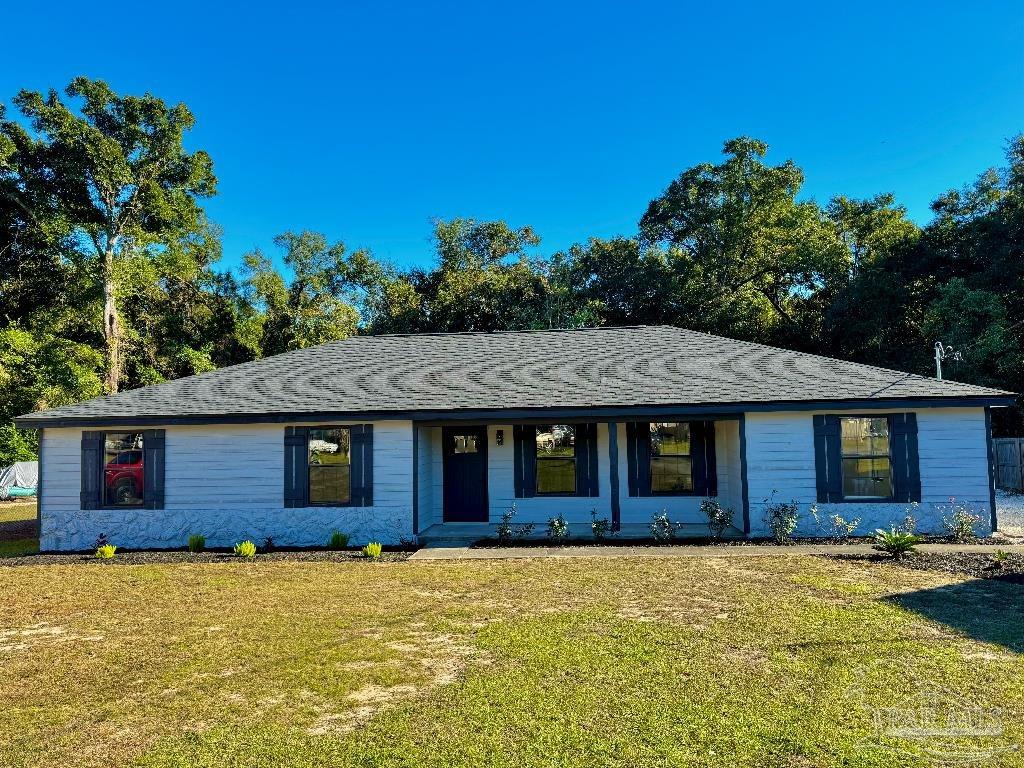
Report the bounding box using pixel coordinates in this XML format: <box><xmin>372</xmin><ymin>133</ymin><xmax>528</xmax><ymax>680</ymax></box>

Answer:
<box><xmin>104</xmin><ymin>449</ymin><xmax>144</xmax><ymax>505</ymax></box>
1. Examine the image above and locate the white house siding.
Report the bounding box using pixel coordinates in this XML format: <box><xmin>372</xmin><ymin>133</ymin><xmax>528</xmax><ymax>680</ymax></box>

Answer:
<box><xmin>39</xmin><ymin>420</ymin><xmax>415</xmax><ymax>551</ymax></box>
<box><xmin>484</xmin><ymin>424</ymin><xmax>612</xmax><ymax>526</ymax></box>
<box><xmin>415</xmin><ymin>425</ymin><xmax>442</xmax><ymax>531</ymax></box>
<box><xmin>714</xmin><ymin>420</ymin><xmax>745</xmax><ymax>524</ymax></box>
<box><xmin>616</xmin><ymin>420</ymin><xmax>743</xmax><ymax>526</ymax></box>
<box><xmin>744</xmin><ymin>407</ymin><xmax>992</xmax><ymax>537</ymax></box>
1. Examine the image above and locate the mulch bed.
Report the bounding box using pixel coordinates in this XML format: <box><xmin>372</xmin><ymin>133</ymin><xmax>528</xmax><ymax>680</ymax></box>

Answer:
<box><xmin>827</xmin><ymin>551</ymin><xmax>1024</xmax><ymax>583</ymax></box>
<box><xmin>471</xmin><ymin>535</ymin><xmax>1016</xmax><ymax>549</ymax></box>
<box><xmin>0</xmin><ymin>549</ymin><xmax>412</xmax><ymax>567</ymax></box>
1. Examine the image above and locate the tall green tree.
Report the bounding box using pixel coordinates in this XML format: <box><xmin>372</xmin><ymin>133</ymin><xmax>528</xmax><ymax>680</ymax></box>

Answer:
<box><xmin>638</xmin><ymin>137</ymin><xmax>848</xmax><ymax>348</ymax></box>
<box><xmin>550</xmin><ymin>237</ymin><xmax>676</xmax><ymax>327</ymax></box>
<box><xmin>364</xmin><ymin>219</ymin><xmax>553</xmax><ymax>333</ymax></box>
<box><xmin>241</xmin><ymin>231</ymin><xmax>365</xmax><ymax>355</ymax></box>
<box><xmin>820</xmin><ymin>194</ymin><xmax>922</xmax><ymax>366</ymax></box>
<box><xmin>0</xmin><ymin>78</ymin><xmax>216</xmax><ymax>392</ymax></box>
<box><xmin>414</xmin><ymin>218</ymin><xmax>550</xmax><ymax>332</ymax></box>
<box><xmin>918</xmin><ymin>136</ymin><xmax>1024</xmax><ymax>429</ymax></box>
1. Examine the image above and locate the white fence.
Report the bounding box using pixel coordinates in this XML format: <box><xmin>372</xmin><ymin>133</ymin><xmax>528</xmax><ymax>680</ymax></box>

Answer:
<box><xmin>995</xmin><ymin>438</ymin><xmax>1024</xmax><ymax>492</ymax></box>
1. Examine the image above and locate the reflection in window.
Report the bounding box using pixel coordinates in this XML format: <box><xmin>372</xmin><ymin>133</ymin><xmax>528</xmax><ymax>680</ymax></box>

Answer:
<box><xmin>840</xmin><ymin>417</ymin><xmax>892</xmax><ymax>498</ymax></box>
<box><xmin>536</xmin><ymin>424</ymin><xmax>576</xmax><ymax>494</ymax></box>
<box><xmin>309</xmin><ymin>427</ymin><xmax>351</xmax><ymax>504</ymax></box>
<box><xmin>453</xmin><ymin>434</ymin><xmax>478</xmax><ymax>454</ymax></box>
<box><xmin>650</xmin><ymin>422</ymin><xmax>693</xmax><ymax>493</ymax></box>
<box><xmin>103</xmin><ymin>432</ymin><xmax>144</xmax><ymax>507</ymax></box>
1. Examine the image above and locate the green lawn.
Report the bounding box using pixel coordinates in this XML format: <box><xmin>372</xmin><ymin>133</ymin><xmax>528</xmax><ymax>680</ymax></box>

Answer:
<box><xmin>0</xmin><ymin>499</ymin><xmax>36</xmax><ymax>524</ymax></box>
<box><xmin>0</xmin><ymin>499</ymin><xmax>37</xmax><ymax>556</ymax></box>
<box><xmin>1</xmin><ymin>555</ymin><xmax>1022</xmax><ymax>767</ymax></box>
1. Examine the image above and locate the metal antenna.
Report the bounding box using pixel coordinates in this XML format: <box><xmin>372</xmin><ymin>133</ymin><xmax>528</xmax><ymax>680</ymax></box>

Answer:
<box><xmin>933</xmin><ymin>342</ymin><xmax>963</xmax><ymax>380</ymax></box>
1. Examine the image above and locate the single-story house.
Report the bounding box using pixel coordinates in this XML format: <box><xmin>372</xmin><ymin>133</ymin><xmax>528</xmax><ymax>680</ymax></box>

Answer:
<box><xmin>14</xmin><ymin>326</ymin><xmax>1015</xmax><ymax>550</ymax></box>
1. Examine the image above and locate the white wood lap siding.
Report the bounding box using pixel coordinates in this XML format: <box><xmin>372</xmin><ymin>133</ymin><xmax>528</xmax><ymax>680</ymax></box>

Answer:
<box><xmin>615</xmin><ymin>421</ymin><xmax>743</xmax><ymax>526</ymax></box>
<box><xmin>38</xmin><ymin>407</ymin><xmax>993</xmax><ymax>550</ymax></box>
<box><xmin>39</xmin><ymin>421</ymin><xmax>415</xmax><ymax>551</ymax></box>
<box><xmin>485</xmin><ymin>424</ymin><xmax>610</xmax><ymax>525</ymax></box>
<box><xmin>745</xmin><ymin>407</ymin><xmax>991</xmax><ymax>536</ymax></box>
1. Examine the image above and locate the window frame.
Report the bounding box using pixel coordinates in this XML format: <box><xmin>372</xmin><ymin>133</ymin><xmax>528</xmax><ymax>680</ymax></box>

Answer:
<box><xmin>534</xmin><ymin>424</ymin><xmax>577</xmax><ymax>496</ymax></box>
<box><xmin>649</xmin><ymin>421</ymin><xmax>696</xmax><ymax>496</ymax></box>
<box><xmin>99</xmin><ymin>431</ymin><xmax>146</xmax><ymax>510</ymax></box>
<box><xmin>837</xmin><ymin>415</ymin><xmax>895</xmax><ymax>502</ymax></box>
<box><xmin>306</xmin><ymin>425</ymin><xmax>354</xmax><ymax>507</ymax></box>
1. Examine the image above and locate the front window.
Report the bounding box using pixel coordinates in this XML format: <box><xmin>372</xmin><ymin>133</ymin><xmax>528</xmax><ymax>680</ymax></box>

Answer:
<box><xmin>103</xmin><ymin>432</ymin><xmax>144</xmax><ymax>507</ymax></box>
<box><xmin>840</xmin><ymin>417</ymin><xmax>892</xmax><ymax>499</ymax></box>
<box><xmin>453</xmin><ymin>433</ymin><xmax>478</xmax><ymax>453</ymax></box>
<box><xmin>650</xmin><ymin>422</ymin><xmax>693</xmax><ymax>493</ymax></box>
<box><xmin>309</xmin><ymin>427</ymin><xmax>351</xmax><ymax>504</ymax></box>
<box><xmin>536</xmin><ymin>424</ymin><xmax>575</xmax><ymax>494</ymax></box>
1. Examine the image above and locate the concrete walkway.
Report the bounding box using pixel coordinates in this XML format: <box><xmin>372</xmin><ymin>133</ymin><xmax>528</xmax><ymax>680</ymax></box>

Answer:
<box><xmin>409</xmin><ymin>542</ymin><xmax>1024</xmax><ymax>561</ymax></box>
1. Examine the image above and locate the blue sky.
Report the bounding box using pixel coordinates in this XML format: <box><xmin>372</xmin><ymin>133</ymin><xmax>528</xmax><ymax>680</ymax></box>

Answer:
<box><xmin>4</xmin><ymin>1</ymin><xmax>1023</xmax><ymax>273</ymax></box>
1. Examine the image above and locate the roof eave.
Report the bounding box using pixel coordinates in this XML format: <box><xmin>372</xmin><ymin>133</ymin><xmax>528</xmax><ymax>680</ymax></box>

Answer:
<box><xmin>13</xmin><ymin>393</ymin><xmax>1017</xmax><ymax>429</ymax></box>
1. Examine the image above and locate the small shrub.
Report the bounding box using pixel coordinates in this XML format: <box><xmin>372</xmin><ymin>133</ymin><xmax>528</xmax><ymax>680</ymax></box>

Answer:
<box><xmin>328</xmin><ymin>530</ymin><xmax>350</xmax><ymax>549</ymax></box>
<box><xmin>939</xmin><ymin>497</ymin><xmax>984</xmax><ymax>542</ymax></box>
<box><xmin>188</xmin><ymin>534</ymin><xmax>206</xmax><ymax>553</ymax></box>
<box><xmin>590</xmin><ymin>509</ymin><xmax>613</xmax><ymax>540</ymax></box>
<box><xmin>700</xmin><ymin>498</ymin><xmax>734</xmax><ymax>540</ymax></box>
<box><xmin>546</xmin><ymin>514</ymin><xmax>570</xmax><ymax>542</ymax></box>
<box><xmin>497</xmin><ymin>504</ymin><xmax>518</xmax><ymax>544</ymax></box>
<box><xmin>993</xmin><ymin>549</ymin><xmax>1010</xmax><ymax>569</ymax></box>
<box><xmin>496</xmin><ymin>504</ymin><xmax>534</xmax><ymax>543</ymax></box>
<box><xmin>900</xmin><ymin>503</ymin><xmax>920</xmax><ymax>534</ymax></box>
<box><xmin>233</xmin><ymin>540</ymin><xmax>257</xmax><ymax>559</ymax></box>
<box><xmin>763</xmin><ymin>494</ymin><xmax>799</xmax><ymax>544</ymax></box>
<box><xmin>363</xmin><ymin>541</ymin><xmax>383</xmax><ymax>559</ymax></box>
<box><xmin>650</xmin><ymin>511</ymin><xmax>681</xmax><ymax>543</ymax></box>
<box><xmin>827</xmin><ymin>513</ymin><xmax>861</xmax><ymax>542</ymax></box>
<box><xmin>811</xmin><ymin>505</ymin><xmax>861</xmax><ymax>543</ymax></box>
<box><xmin>261</xmin><ymin>536</ymin><xmax>276</xmax><ymax>553</ymax></box>
<box><xmin>872</xmin><ymin>527</ymin><xmax>922</xmax><ymax>559</ymax></box>
<box><xmin>399</xmin><ymin>535</ymin><xmax>418</xmax><ymax>549</ymax></box>
<box><xmin>94</xmin><ymin>544</ymin><xmax>117</xmax><ymax>560</ymax></box>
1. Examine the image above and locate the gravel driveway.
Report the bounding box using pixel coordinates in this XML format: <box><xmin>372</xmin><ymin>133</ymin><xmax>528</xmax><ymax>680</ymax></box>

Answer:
<box><xmin>998</xmin><ymin>489</ymin><xmax>1024</xmax><ymax>535</ymax></box>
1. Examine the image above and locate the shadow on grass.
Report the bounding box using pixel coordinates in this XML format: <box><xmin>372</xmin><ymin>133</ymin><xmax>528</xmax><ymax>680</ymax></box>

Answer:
<box><xmin>886</xmin><ymin>578</ymin><xmax>1024</xmax><ymax>652</ymax></box>
<box><xmin>0</xmin><ymin>537</ymin><xmax>39</xmax><ymax>557</ymax></box>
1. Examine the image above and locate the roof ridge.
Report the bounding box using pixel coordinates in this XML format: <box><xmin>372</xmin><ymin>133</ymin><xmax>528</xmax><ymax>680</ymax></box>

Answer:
<box><xmin>343</xmin><ymin>325</ymin><xmax>650</xmax><ymax>340</ymax></box>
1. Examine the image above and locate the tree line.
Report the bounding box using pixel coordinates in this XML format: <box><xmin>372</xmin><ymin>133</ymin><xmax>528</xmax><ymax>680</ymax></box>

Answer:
<box><xmin>1</xmin><ymin>78</ymin><xmax>1021</xmax><ymax>464</ymax></box>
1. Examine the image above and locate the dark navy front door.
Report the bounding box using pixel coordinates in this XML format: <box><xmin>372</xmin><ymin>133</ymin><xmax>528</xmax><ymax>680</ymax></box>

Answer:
<box><xmin>442</xmin><ymin>426</ymin><xmax>488</xmax><ymax>522</ymax></box>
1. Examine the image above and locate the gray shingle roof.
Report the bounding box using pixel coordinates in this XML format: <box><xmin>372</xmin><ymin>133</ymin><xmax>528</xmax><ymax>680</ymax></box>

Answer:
<box><xmin>15</xmin><ymin>326</ymin><xmax>1014</xmax><ymax>426</ymax></box>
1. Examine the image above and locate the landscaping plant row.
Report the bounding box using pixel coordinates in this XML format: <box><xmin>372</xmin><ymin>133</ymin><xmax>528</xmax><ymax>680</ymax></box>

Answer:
<box><xmin>88</xmin><ymin>530</ymin><xmax>387</xmax><ymax>561</ymax></box>
<box><xmin>485</xmin><ymin>497</ymin><xmax>996</xmax><ymax>560</ymax></box>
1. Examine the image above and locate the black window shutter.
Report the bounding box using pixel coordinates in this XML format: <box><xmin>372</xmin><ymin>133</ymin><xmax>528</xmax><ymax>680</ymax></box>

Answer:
<box><xmin>812</xmin><ymin>415</ymin><xmax>843</xmax><ymax>503</ymax></box>
<box><xmin>351</xmin><ymin>424</ymin><xmax>374</xmax><ymax>507</ymax></box>
<box><xmin>142</xmin><ymin>429</ymin><xmax>166</xmax><ymax>510</ymax></box>
<box><xmin>626</xmin><ymin>422</ymin><xmax>652</xmax><ymax>497</ymax></box>
<box><xmin>574</xmin><ymin>423</ymin><xmax>600</xmax><ymax>497</ymax></box>
<box><xmin>80</xmin><ymin>431</ymin><xmax>103</xmax><ymax>510</ymax></box>
<box><xmin>691</xmin><ymin>421</ymin><xmax>718</xmax><ymax>496</ymax></box>
<box><xmin>890</xmin><ymin>413</ymin><xmax>921</xmax><ymax>503</ymax></box>
<box><xmin>513</xmin><ymin>425</ymin><xmax>537</xmax><ymax>498</ymax></box>
<box><xmin>284</xmin><ymin>426</ymin><xmax>309</xmax><ymax>508</ymax></box>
